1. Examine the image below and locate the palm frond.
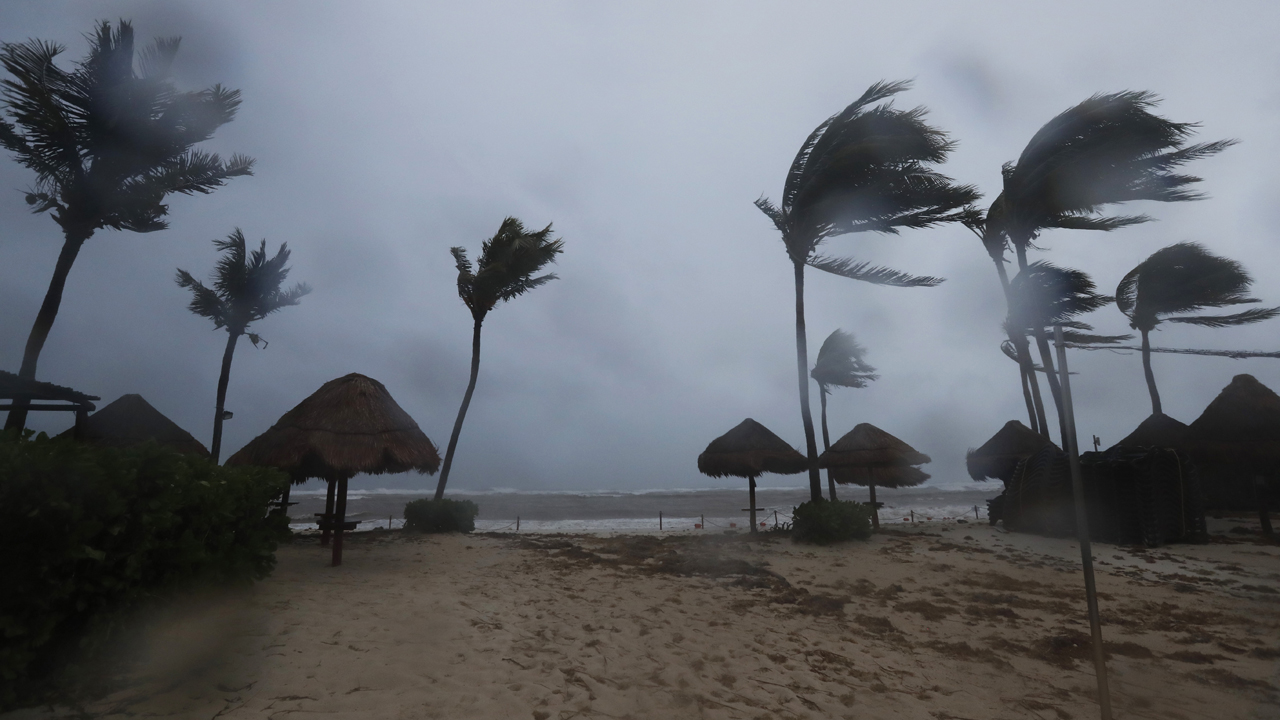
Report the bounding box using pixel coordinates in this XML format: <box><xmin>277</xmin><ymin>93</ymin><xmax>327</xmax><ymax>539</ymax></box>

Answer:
<box><xmin>1007</xmin><ymin>261</ymin><xmax>1111</xmax><ymax>330</ymax></box>
<box><xmin>811</xmin><ymin>329</ymin><xmax>878</xmax><ymax>390</ymax></box>
<box><xmin>1166</xmin><ymin>307</ymin><xmax>1280</xmax><ymax>328</ymax></box>
<box><xmin>456</xmin><ymin>217</ymin><xmax>564</xmax><ymax>320</ymax></box>
<box><xmin>1118</xmin><ymin>242</ymin><xmax>1276</xmax><ymax>332</ymax></box>
<box><xmin>808</xmin><ymin>254</ymin><xmax>943</xmax><ymax>287</ymax></box>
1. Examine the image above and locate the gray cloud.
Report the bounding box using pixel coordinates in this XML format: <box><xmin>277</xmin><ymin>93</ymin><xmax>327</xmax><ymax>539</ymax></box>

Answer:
<box><xmin>3</xmin><ymin>1</ymin><xmax>1279</xmax><ymax>494</ymax></box>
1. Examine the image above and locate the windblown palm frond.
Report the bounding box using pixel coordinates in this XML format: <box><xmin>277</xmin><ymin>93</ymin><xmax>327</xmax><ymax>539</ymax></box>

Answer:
<box><xmin>757</xmin><ymin>79</ymin><xmax>980</xmax><ymax>266</ymax></box>
<box><xmin>811</xmin><ymin>330</ymin><xmax>878</xmax><ymax>392</ymax></box>
<box><xmin>1006</xmin><ymin>262</ymin><xmax>1113</xmax><ymax>333</ymax></box>
<box><xmin>453</xmin><ymin>217</ymin><xmax>563</xmax><ymax>322</ymax></box>
<box><xmin>175</xmin><ymin>228</ymin><xmax>311</xmax><ymax>336</ymax></box>
<box><xmin>1000</xmin><ymin>92</ymin><xmax>1236</xmax><ymax>247</ymax></box>
<box><xmin>0</xmin><ymin>20</ymin><xmax>253</xmax><ymax>236</ymax></box>
<box><xmin>1117</xmin><ymin>242</ymin><xmax>1280</xmax><ymax>332</ymax></box>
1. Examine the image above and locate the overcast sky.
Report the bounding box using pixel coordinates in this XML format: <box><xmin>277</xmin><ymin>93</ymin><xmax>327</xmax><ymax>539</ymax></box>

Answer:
<box><xmin>2</xmin><ymin>1</ymin><xmax>1278</xmax><ymax>493</ymax></box>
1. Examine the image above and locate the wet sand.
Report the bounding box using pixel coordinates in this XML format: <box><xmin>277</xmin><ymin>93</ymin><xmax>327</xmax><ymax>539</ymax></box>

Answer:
<box><xmin>10</xmin><ymin>519</ymin><xmax>1280</xmax><ymax>719</ymax></box>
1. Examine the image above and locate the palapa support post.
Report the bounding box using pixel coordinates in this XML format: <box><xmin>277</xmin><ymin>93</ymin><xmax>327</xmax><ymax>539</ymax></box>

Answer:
<box><xmin>320</xmin><ymin>477</ymin><xmax>337</xmax><ymax>547</ymax></box>
<box><xmin>749</xmin><ymin>477</ymin><xmax>758</xmax><ymax>533</ymax></box>
<box><xmin>332</xmin><ymin>475</ymin><xmax>349</xmax><ymax>567</ymax></box>
<box><xmin>1256</xmin><ymin>476</ymin><xmax>1274</xmax><ymax>539</ymax></box>
<box><xmin>868</xmin><ymin>472</ymin><xmax>879</xmax><ymax>531</ymax></box>
<box><xmin>1054</xmin><ymin>325</ymin><xmax>1113</xmax><ymax>720</ymax></box>
<box><xmin>516</xmin><ymin>516</ymin><xmax>520</xmax><ymax>533</ymax></box>
<box><xmin>659</xmin><ymin>511</ymin><xmax>663</xmax><ymax>531</ymax></box>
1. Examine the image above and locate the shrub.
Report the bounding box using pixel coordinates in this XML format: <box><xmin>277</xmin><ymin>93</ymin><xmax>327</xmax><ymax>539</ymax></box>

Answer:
<box><xmin>403</xmin><ymin>498</ymin><xmax>478</xmax><ymax>533</ymax></box>
<box><xmin>791</xmin><ymin>499</ymin><xmax>873</xmax><ymax>545</ymax></box>
<box><xmin>0</xmin><ymin>432</ymin><xmax>289</xmax><ymax>708</ymax></box>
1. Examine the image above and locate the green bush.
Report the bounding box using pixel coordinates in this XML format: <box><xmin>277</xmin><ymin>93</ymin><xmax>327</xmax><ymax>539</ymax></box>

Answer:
<box><xmin>403</xmin><ymin>497</ymin><xmax>478</xmax><ymax>533</ymax></box>
<box><xmin>791</xmin><ymin>499</ymin><xmax>873</xmax><ymax>545</ymax></box>
<box><xmin>0</xmin><ymin>432</ymin><xmax>290</xmax><ymax>708</ymax></box>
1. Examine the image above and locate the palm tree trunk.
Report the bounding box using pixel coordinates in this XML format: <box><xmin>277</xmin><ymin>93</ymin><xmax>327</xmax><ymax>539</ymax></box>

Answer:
<box><xmin>1141</xmin><ymin>329</ymin><xmax>1163</xmax><ymax>415</ymax></box>
<box><xmin>990</xmin><ymin>254</ymin><xmax>1047</xmax><ymax>437</ymax></box>
<box><xmin>1033</xmin><ymin>330</ymin><xmax>1070</xmax><ymax>449</ymax></box>
<box><xmin>792</xmin><ymin>261</ymin><xmax>823</xmax><ymax>503</ymax></box>
<box><xmin>819</xmin><ymin>390</ymin><xmax>837</xmax><ymax>501</ymax></box>
<box><xmin>210</xmin><ymin>329</ymin><xmax>242</xmax><ymax>463</ymax></box>
<box><xmin>4</xmin><ymin>231</ymin><xmax>90</xmax><ymax>432</ymax></box>
<box><xmin>435</xmin><ymin>318</ymin><xmax>484</xmax><ymax>500</ymax></box>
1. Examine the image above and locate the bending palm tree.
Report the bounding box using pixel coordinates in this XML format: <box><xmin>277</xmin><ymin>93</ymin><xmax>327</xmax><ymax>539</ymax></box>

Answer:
<box><xmin>989</xmin><ymin>91</ymin><xmax>1234</xmax><ymax>439</ymax></box>
<box><xmin>0</xmin><ymin>21</ymin><xmax>253</xmax><ymax>431</ymax></box>
<box><xmin>434</xmin><ymin>217</ymin><xmax>564</xmax><ymax>500</ymax></box>
<box><xmin>756</xmin><ymin>80</ymin><xmax>979</xmax><ymax>503</ymax></box>
<box><xmin>1117</xmin><ymin>242</ymin><xmax>1279</xmax><ymax>415</ymax></box>
<box><xmin>176</xmin><ymin>230</ymin><xmax>311</xmax><ymax>462</ymax></box>
<box><xmin>811</xmin><ymin>330</ymin><xmax>877</xmax><ymax>501</ymax></box>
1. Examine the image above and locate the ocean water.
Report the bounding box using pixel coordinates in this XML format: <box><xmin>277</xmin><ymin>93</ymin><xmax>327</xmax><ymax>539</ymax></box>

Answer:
<box><xmin>286</xmin><ymin>484</ymin><xmax>1002</xmax><ymax>533</ymax></box>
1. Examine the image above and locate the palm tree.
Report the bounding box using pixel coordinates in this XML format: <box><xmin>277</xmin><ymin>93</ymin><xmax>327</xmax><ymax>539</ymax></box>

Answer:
<box><xmin>0</xmin><ymin>20</ymin><xmax>252</xmax><ymax>431</ymax></box>
<box><xmin>176</xmin><ymin>230</ymin><xmax>311</xmax><ymax>462</ymax></box>
<box><xmin>1117</xmin><ymin>242</ymin><xmax>1279</xmax><ymax>415</ymax></box>
<box><xmin>756</xmin><ymin>80</ymin><xmax>979</xmax><ymax>503</ymax></box>
<box><xmin>434</xmin><ymin>217</ymin><xmax>564</xmax><ymax>500</ymax></box>
<box><xmin>987</xmin><ymin>91</ymin><xmax>1234</xmax><ymax>439</ymax></box>
<box><xmin>811</xmin><ymin>330</ymin><xmax>877</xmax><ymax>501</ymax></box>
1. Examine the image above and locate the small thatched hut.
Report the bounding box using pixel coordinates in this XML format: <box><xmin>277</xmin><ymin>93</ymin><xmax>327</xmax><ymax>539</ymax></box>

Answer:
<box><xmin>966</xmin><ymin>420</ymin><xmax>1054</xmax><ymax>485</ymax></box>
<box><xmin>818</xmin><ymin>423</ymin><xmax>931</xmax><ymax>529</ymax></box>
<box><xmin>697</xmin><ymin>418</ymin><xmax>807</xmax><ymax>532</ymax></box>
<box><xmin>1185</xmin><ymin>374</ymin><xmax>1280</xmax><ymax>530</ymax></box>
<box><xmin>226</xmin><ymin>373</ymin><xmax>441</xmax><ymax>565</ymax></box>
<box><xmin>56</xmin><ymin>394</ymin><xmax>209</xmax><ymax>456</ymax></box>
<box><xmin>1112</xmin><ymin>413</ymin><xmax>1190</xmax><ymax>451</ymax></box>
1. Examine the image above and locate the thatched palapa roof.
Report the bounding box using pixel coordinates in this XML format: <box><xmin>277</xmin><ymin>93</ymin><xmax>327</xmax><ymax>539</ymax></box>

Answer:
<box><xmin>225</xmin><ymin>373</ymin><xmax>441</xmax><ymax>481</ymax></box>
<box><xmin>830</xmin><ymin>464</ymin><xmax>931</xmax><ymax>488</ymax></box>
<box><xmin>1111</xmin><ymin>413</ymin><xmax>1189</xmax><ymax>451</ymax></box>
<box><xmin>56</xmin><ymin>394</ymin><xmax>208</xmax><ymax>456</ymax></box>
<box><xmin>818</xmin><ymin>423</ymin><xmax>930</xmax><ymax>469</ymax></box>
<box><xmin>1185</xmin><ymin>374</ymin><xmax>1280</xmax><ymax>472</ymax></box>
<box><xmin>0</xmin><ymin>370</ymin><xmax>97</xmax><ymax>408</ymax></box>
<box><xmin>966</xmin><ymin>420</ymin><xmax>1054</xmax><ymax>481</ymax></box>
<box><xmin>697</xmin><ymin>418</ymin><xmax>808</xmax><ymax>478</ymax></box>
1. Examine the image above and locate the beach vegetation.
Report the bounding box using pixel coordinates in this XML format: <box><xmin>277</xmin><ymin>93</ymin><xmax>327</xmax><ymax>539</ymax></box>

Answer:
<box><xmin>0</xmin><ymin>20</ymin><xmax>254</xmax><ymax>433</ymax></box>
<box><xmin>434</xmin><ymin>217</ymin><xmax>563</xmax><ymax>500</ymax></box>
<box><xmin>0</xmin><ymin>431</ymin><xmax>288</xmax><ymax>708</ymax></box>
<box><xmin>790</xmin><ymin>499</ymin><xmax>873</xmax><ymax>544</ymax></box>
<box><xmin>176</xmin><ymin>229</ymin><xmax>311</xmax><ymax>462</ymax></box>
<box><xmin>755</xmin><ymin>80</ymin><xmax>977</xmax><ymax>503</ymax></box>
<box><xmin>1117</xmin><ymin>242</ymin><xmax>1279</xmax><ymax>416</ymax></box>
<box><xmin>403</xmin><ymin>497</ymin><xmax>479</xmax><ymax>533</ymax></box>
<box><xmin>810</xmin><ymin>330</ymin><xmax>877</xmax><ymax>501</ymax></box>
<box><xmin>975</xmin><ymin>91</ymin><xmax>1235</xmax><ymax>441</ymax></box>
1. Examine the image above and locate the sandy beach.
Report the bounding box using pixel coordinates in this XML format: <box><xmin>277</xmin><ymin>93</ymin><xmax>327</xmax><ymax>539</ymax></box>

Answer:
<box><xmin>13</xmin><ymin>519</ymin><xmax>1280</xmax><ymax>720</ymax></box>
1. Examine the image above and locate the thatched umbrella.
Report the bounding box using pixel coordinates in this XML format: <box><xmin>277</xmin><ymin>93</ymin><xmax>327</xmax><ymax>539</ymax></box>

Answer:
<box><xmin>966</xmin><ymin>420</ymin><xmax>1054</xmax><ymax>484</ymax></box>
<box><xmin>819</xmin><ymin>423</ymin><xmax>931</xmax><ymax>529</ymax></box>
<box><xmin>56</xmin><ymin>394</ymin><xmax>209</xmax><ymax>456</ymax></box>
<box><xmin>697</xmin><ymin>418</ymin><xmax>807</xmax><ymax>532</ymax></box>
<box><xmin>226</xmin><ymin>373</ymin><xmax>440</xmax><ymax>565</ymax></box>
<box><xmin>1111</xmin><ymin>413</ymin><xmax>1189</xmax><ymax>451</ymax></box>
<box><xmin>1185</xmin><ymin>374</ymin><xmax>1280</xmax><ymax>536</ymax></box>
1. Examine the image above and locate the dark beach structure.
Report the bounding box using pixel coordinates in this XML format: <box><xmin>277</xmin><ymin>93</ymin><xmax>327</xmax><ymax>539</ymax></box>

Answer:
<box><xmin>966</xmin><ymin>420</ymin><xmax>1054</xmax><ymax>486</ymax></box>
<box><xmin>697</xmin><ymin>418</ymin><xmax>807</xmax><ymax>533</ymax></box>
<box><xmin>818</xmin><ymin>423</ymin><xmax>930</xmax><ymax>530</ymax></box>
<box><xmin>995</xmin><ymin>413</ymin><xmax>1207</xmax><ymax>546</ymax></box>
<box><xmin>226</xmin><ymin>373</ymin><xmax>441</xmax><ymax>565</ymax></box>
<box><xmin>0</xmin><ymin>371</ymin><xmax>97</xmax><ymax>437</ymax></box>
<box><xmin>1185</xmin><ymin>374</ymin><xmax>1280</xmax><ymax>536</ymax></box>
<box><xmin>55</xmin><ymin>393</ymin><xmax>209</xmax><ymax>456</ymax></box>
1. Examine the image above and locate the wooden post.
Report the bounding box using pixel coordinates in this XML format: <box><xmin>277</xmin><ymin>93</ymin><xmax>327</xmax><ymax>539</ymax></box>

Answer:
<box><xmin>974</xmin><ymin>505</ymin><xmax>980</xmax><ymax>520</ymax></box>
<box><xmin>701</xmin><ymin>514</ymin><xmax>705</xmax><ymax>529</ymax></box>
<box><xmin>659</xmin><ymin>511</ymin><xmax>663</xmax><ymax>531</ymax></box>
<box><xmin>1055</xmin><ymin>325</ymin><xmax>1113</xmax><ymax>720</ymax></box>
<box><xmin>773</xmin><ymin>510</ymin><xmax>778</xmax><ymax>528</ymax></box>
<box><xmin>868</xmin><ymin>476</ymin><xmax>879</xmax><ymax>530</ymax></box>
<box><xmin>332</xmin><ymin>475</ymin><xmax>349</xmax><ymax>567</ymax></box>
<box><xmin>1256</xmin><ymin>476</ymin><xmax>1274</xmax><ymax>539</ymax></box>
<box><xmin>749</xmin><ymin>477</ymin><xmax>758</xmax><ymax>534</ymax></box>
<box><xmin>73</xmin><ymin>407</ymin><xmax>87</xmax><ymax>440</ymax></box>
<box><xmin>321</xmin><ymin>477</ymin><xmax>337</xmax><ymax>547</ymax></box>
<box><xmin>516</xmin><ymin>515</ymin><xmax>520</xmax><ymax>533</ymax></box>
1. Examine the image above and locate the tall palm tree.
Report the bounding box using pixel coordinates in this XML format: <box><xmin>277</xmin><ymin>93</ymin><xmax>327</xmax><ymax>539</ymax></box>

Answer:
<box><xmin>811</xmin><ymin>329</ymin><xmax>877</xmax><ymax>501</ymax></box>
<box><xmin>1117</xmin><ymin>242</ymin><xmax>1279</xmax><ymax>415</ymax></box>
<box><xmin>755</xmin><ymin>80</ymin><xmax>979</xmax><ymax>503</ymax></box>
<box><xmin>0</xmin><ymin>21</ymin><xmax>253</xmax><ymax>431</ymax></box>
<box><xmin>434</xmin><ymin>217</ymin><xmax>564</xmax><ymax>500</ymax></box>
<box><xmin>176</xmin><ymin>230</ymin><xmax>311</xmax><ymax>462</ymax></box>
<box><xmin>988</xmin><ymin>91</ymin><xmax>1234</xmax><ymax>439</ymax></box>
